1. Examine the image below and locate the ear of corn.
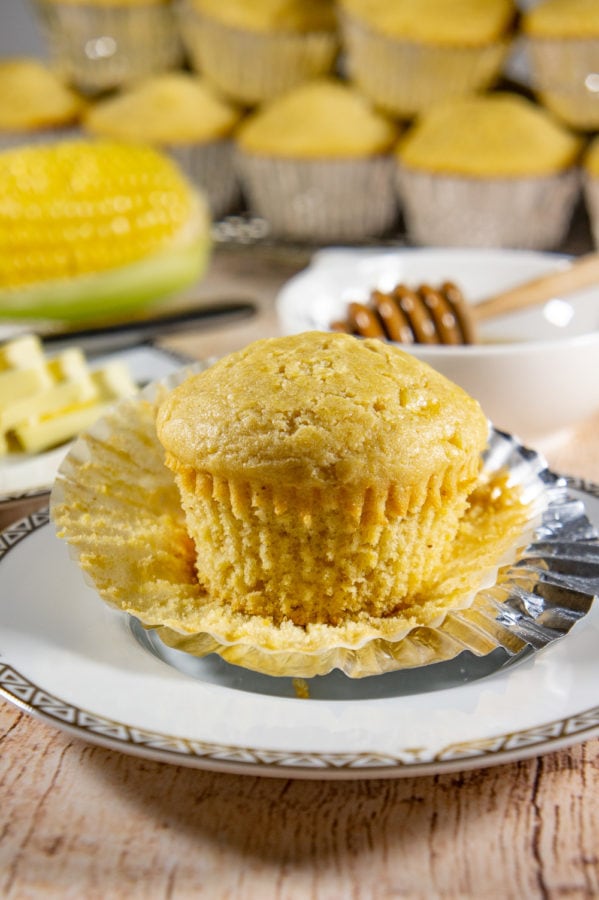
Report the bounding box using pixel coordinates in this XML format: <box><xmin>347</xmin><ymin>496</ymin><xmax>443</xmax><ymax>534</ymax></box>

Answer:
<box><xmin>0</xmin><ymin>141</ymin><xmax>211</xmax><ymax>319</ymax></box>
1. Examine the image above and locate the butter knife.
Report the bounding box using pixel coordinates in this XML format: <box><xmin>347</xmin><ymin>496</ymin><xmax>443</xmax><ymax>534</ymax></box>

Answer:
<box><xmin>40</xmin><ymin>300</ymin><xmax>256</xmax><ymax>355</ymax></box>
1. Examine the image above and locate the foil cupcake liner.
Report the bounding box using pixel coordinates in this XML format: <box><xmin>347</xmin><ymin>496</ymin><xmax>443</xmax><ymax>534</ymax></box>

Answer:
<box><xmin>340</xmin><ymin>12</ymin><xmax>510</xmax><ymax>118</ymax></box>
<box><xmin>50</xmin><ymin>363</ymin><xmax>599</xmax><ymax>680</ymax></box>
<box><xmin>178</xmin><ymin>4</ymin><xmax>338</xmax><ymax>106</ymax></box>
<box><xmin>236</xmin><ymin>152</ymin><xmax>399</xmax><ymax>242</ymax></box>
<box><xmin>32</xmin><ymin>0</ymin><xmax>183</xmax><ymax>95</ymax></box>
<box><xmin>525</xmin><ymin>37</ymin><xmax>599</xmax><ymax>130</ymax></box>
<box><xmin>168</xmin><ymin>140</ymin><xmax>240</xmax><ymax>219</ymax></box>
<box><xmin>396</xmin><ymin>164</ymin><xmax>581</xmax><ymax>250</ymax></box>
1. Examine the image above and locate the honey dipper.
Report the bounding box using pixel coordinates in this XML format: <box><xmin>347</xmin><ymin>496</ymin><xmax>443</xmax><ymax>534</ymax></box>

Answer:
<box><xmin>331</xmin><ymin>251</ymin><xmax>599</xmax><ymax>345</ymax></box>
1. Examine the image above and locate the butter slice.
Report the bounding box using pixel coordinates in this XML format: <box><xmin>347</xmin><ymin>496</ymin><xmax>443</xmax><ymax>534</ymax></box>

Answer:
<box><xmin>0</xmin><ymin>334</ymin><xmax>45</xmax><ymax>371</ymax></box>
<box><xmin>92</xmin><ymin>361</ymin><xmax>138</xmax><ymax>401</ymax></box>
<box><xmin>47</xmin><ymin>348</ymin><xmax>88</xmax><ymax>381</ymax></box>
<box><xmin>0</xmin><ymin>334</ymin><xmax>139</xmax><ymax>456</ymax></box>
<box><xmin>0</xmin><ymin>364</ymin><xmax>53</xmax><ymax>407</ymax></box>
<box><xmin>0</xmin><ymin>371</ymin><xmax>98</xmax><ymax>433</ymax></box>
<box><xmin>14</xmin><ymin>401</ymin><xmax>114</xmax><ymax>455</ymax></box>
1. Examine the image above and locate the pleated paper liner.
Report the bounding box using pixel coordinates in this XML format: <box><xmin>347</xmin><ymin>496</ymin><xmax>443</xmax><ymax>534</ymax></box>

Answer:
<box><xmin>51</xmin><ymin>364</ymin><xmax>599</xmax><ymax>680</ymax></box>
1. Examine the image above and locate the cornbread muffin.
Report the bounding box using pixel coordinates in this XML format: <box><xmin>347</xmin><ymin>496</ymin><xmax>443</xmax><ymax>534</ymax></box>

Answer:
<box><xmin>156</xmin><ymin>331</ymin><xmax>489</xmax><ymax>629</ymax></box>
<box><xmin>395</xmin><ymin>93</ymin><xmax>582</xmax><ymax>248</ymax></box>
<box><xmin>235</xmin><ymin>79</ymin><xmax>400</xmax><ymax>240</ymax></box>
<box><xmin>179</xmin><ymin>0</ymin><xmax>338</xmax><ymax>105</ymax></box>
<box><xmin>0</xmin><ymin>58</ymin><xmax>84</xmax><ymax>150</ymax></box>
<box><xmin>523</xmin><ymin>0</ymin><xmax>599</xmax><ymax>129</ymax></box>
<box><xmin>32</xmin><ymin>0</ymin><xmax>182</xmax><ymax>95</ymax></box>
<box><xmin>339</xmin><ymin>0</ymin><xmax>516</xmax><ymax>118</ymax></box>
<box><xmin>84</xmin><ymin>73</ymin><xmax>242</xmax><ymax>217</ymax></box>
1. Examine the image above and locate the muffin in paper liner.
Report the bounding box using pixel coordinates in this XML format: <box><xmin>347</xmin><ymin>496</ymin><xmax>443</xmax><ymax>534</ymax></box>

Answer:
<box><xmin>236</xmin><ymin>153</ymin><xmax>399</xmax><ymax>242</ymax></box>
<box><xmin>340</xmin><ymin>12</ymin><xmax>511</xmax><ymax>119</ymax></box>
<box><xmin>49</xmin><ymin>363</ymin><xmax>575</xmax><ymax>680</ymax></box>
<box><xmin>584</xmin><ymin>186</ymin><xmax>599</xmax><ymax>254</ymax></box>
<box><xmin>32</xmin><ymin>0</ymin><xmax>182</xmax><ymax>95</ymax></box>
<box><xmin>396</xmin><ymin>165</ymin><xmax>580</xmax><ymax>250</ymax></box>
<box><xmin>0</xmin><ymin>58</ymin><xmax>85</xmax><ymax>150</ymax></box>
<box><xmin>524</xmin><ymin>38</ymin><xmax>599</xmax><ymax>131</ymax></box>
<box><xmin>82</xmin><ymin>72</ymin><xmax>243</xmax><ymax>218</ymax></box>
<box><xmin>0</xmin><ymin>125</ymin><xmax>81</xmax><ymax>153</ymax></box>
<box><xmin>179</xmin><ymin>4</ymin><xmax>338</xmax><ymax>106</ymax></box>
<box><xmin>167</xmin><ymin>141</ymin><xmax>240</xmax><ymax>219</ymax></box>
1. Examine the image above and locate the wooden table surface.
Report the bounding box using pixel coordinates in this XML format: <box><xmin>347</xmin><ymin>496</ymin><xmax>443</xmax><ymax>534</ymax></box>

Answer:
<box><xmin>2</xmin><ymin>246</ymin><xmax>599</xmax><ymax>899</ymax></box>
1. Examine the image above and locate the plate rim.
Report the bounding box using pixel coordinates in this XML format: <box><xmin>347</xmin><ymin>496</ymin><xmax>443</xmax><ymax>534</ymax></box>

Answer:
<box><xmin>2</xmin><ymin>479</ymin><xmax>599</xmax><ymax>780</ymax></box>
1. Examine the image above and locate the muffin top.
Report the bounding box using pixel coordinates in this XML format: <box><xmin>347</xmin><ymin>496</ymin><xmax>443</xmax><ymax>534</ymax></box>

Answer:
<box><xmin>84</xmin><ymin>73</ymin><xmax>241</xmax><ymax>146</ymax></box>
<box><xmin>523</xmin><ymin>0</ymin><xmax>599</xmax><ymax>38</ymax></box>
<box><xmin>340</xmin><ymin>0</ymin><xmax>515</xmax><ymax>45</ymax></box>
<box><xmin>0</xmin><ymin>58</ymin><xmax>84</xmax><ymax>132</ymax></box>
<box><xmin>156</xmin><ymin>331</ymin><xmax>488</xmax><ymax>490</ymax></box>
<box><xmin>236</xmin><ymin>79</ymin><xmax>398</xmax><ymax>158</ymax></box>
<box><xmin>397</xmin><ymin>93</ymin><xmax>581</xmax><ymax>176</ymax></box>
<box><xmin>190</xmin><ymin>0</ymin><xmax>336</xmax><ymax>32</ymax></box>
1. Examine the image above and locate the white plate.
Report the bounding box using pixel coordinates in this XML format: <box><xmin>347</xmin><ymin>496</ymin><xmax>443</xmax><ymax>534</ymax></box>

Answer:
<box><xmin>2</xmin><ymin>481</ymin><xmax>599</xmax><ymax>780</ymax></box>
<box><xmin>0</xmin><ymin>343</ymin><xmax>188</xmax><ymax>503</ymax></box>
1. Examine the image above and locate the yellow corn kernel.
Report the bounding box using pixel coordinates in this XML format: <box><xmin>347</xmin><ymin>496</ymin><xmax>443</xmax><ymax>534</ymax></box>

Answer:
<box><xmin>0</xmin><ymin>141</ymin><xmax>195</xmax><ymax>289</ymax></box>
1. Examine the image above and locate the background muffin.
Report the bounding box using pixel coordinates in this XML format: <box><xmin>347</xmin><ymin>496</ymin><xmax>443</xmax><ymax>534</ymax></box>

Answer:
<box><xmin>156</xmin><ymin>331</ymin><xmax>489</xmax><ymax>629</ymax></box>
<box><xmin>84</xmin><ymin>72</ymin><xmax>242</xmax><ymax>218</ymax></box>
<box><xmin>235</xmin><ymin>78</ymin><xmax>400</xmax><ymax>241</ymax></box>
<box><xmin>179</xmin><ymin>0</ymin><xmax>338</xmax><ymax>106</ymax></box>
<box><xmin>32</xmin><ymin>0</ymin><xmax>182</xmax><ymax>95</ymax></box>
<box><xmin>523</xmin><ymin>0</ymin><xmax>599</xmax><ymax>130</ymax></box>
<box><xmin>0</xmin><ymin>57</ymin><xmax>83</xmax><ymax>150</ymax></box>
<box><xmin>395</xmin><ymin>92</ymin><xmax>582</xmax><ymax>249</ymax></box>
<box><xmin>582</xmin><ymin>136</ymin><xmax>599</xmax><ymax>248</ymax></box>
<box><xmin>339</xmin><ymin>0</ymin><xmax>516</xmax><ymax>118</ymax></box>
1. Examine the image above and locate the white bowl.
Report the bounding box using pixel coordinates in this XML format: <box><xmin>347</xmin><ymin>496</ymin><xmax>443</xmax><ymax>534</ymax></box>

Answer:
<box><xmin>276</xmin><ymin>247</ymin><xmax>599</xmax><ymax>443</ymax></box>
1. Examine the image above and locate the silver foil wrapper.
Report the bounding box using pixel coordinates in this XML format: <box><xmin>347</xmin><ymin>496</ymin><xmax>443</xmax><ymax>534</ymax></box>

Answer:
<box><xmin>168</xmin><ymin>140</ymin><xmax>240</xmax><ymax>220</ymax></box>
<box><xmin>236</xmin><ymin>151</ymin><xmax>399</xmax><ymax>242</ymax></box>
<box><xmin>51</xmin><ymin>361</ymin><xmax>599</xmax><ymax>682</ymax></box>
<box><xmin>178</xmin><ymin>4</ymin><xmax>338</xmax><ymax>106</ymax></box>
<box><xmin>340</xmin><ymin>12</ymin><xmax>510</xmax><ymax>118</ymax></box>
<box><xmin>525</xmin><ymin>36</ymin><xmax>599</xmax><ymax>130</ymax></box>
<box><xmin>396</xmin><ymin>164</ymin><xmax>581</xmax><ymax>250</ymax></box>
<box><xmin>32</xmin><ymin>0</ymin><xmax>183</xmax><ymax>95</ymax></box>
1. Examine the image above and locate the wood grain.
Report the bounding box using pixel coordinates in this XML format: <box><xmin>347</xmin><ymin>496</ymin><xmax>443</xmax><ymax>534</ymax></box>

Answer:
<box><xmin>2</xmin><ymin>247</ymin><xmax>599</xmax><ymax>899</ymax></box>
<box><xmin>2</xmin><ymin>704</ymin><xmax>599</xmax><ymax>899</ymax></box>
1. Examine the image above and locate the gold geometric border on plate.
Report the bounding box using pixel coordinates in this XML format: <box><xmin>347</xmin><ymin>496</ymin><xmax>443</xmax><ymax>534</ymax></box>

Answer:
<box><xmin>2</xmin><ymin>489</ymin><xmax>599</xmax><ymax>775</ymax></box>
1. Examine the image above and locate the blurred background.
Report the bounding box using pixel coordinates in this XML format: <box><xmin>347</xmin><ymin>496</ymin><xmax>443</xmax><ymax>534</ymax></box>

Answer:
<box><xmin>1</xmin><ymin>1</ymin><xmax>46</xmax><ymax>57</ymax></box>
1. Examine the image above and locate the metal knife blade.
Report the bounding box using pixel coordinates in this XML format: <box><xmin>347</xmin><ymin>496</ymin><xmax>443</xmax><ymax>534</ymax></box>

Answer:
<box><xmin>40</xmin><ymin>301</ymin><xmax>256</xmax><ymax>355</ymax></box>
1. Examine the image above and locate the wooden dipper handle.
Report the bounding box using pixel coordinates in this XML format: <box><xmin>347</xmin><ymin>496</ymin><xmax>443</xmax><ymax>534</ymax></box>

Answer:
<box><xmin>474</xmin><ymin>252</ymin><xmax>599</xmax><ymax>322</ymax></box>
